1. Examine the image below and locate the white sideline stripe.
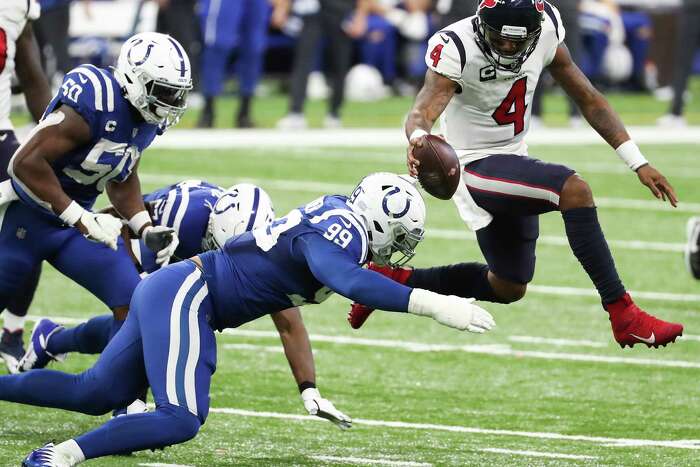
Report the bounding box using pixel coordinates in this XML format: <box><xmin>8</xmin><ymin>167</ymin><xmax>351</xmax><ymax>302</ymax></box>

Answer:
<box><xmin>507</xmin><ymin>336</ymin><xmax>607</xmax><ymax>348</ymax></box>
<box><xmin>139</xmin><ymin>173</ymin><xmax>700</xmax><ymax>214</ymax></box>
<box><xmin>149</xmin><ymin>127</ymin><xmax>700</xmax><ymax>149</ymax></box>
<box><xmin>27</xmin><ymin>316</ymin><xmax>699</xmax><ymax>368</ymax></box>
<box><xmin>528</xmin><ymin>285</ymin><xmax>700</xmax><ymax>303</ymax></box>
<box><xmin>209</xmin><ymin>407</ymin><xmax>700</xmax><ymax>450</ymax></box>
<box><xmin>478</xmin><ymin>447</ymin><xmax>597</xmax><ymax>460</ymax></box>
<box><xmin>311</xmin><ymin>455</ymin><xmax>432</xmax><ymax>466</ymax></box>
<box><xmin>428</xmin><ymin>228</ymin><xmax>685</xmax><ymax>253</ymax></box>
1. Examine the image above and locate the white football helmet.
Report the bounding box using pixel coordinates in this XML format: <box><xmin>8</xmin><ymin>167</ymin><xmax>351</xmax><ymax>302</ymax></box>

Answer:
<box><xmin>347</xmin><ymin>173</ymin><xmax>426</xmax><ymax>267</ymax></box>
<box><xmin>114</xmin><ymin>32</ymin><xmax>192</xmax><ymax>128</ymax></box>
<box><xmin>203</xmin><ymin>183</ymin><xmax>275</xmax><ymax>251</ymax></box>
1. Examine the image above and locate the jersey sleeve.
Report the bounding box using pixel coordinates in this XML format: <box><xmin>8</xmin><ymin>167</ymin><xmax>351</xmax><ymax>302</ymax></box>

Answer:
<box><xmin>542</xmin><ymin>2</ymin><xmax>566</xmax><ymax>65</ymax></box>
<box><xmin>297</xmin><ymin>233</ymin><xmax>412</xmax><ymax>312</ymax></box>
<box><xmin>47</xmin><ymin>65</ymin><xmax>112</xmax><ymax>139</ymax></box>
<box><xmin>425</xmin><ymin>30</ymin><xmax>466</xmax><ymax>89</ymax></box>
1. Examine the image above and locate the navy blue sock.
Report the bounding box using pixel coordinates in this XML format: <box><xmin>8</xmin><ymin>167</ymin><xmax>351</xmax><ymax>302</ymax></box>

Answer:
<box><xmin>406</xmin><ymin>262</ymin><xmax>501</xmax><ymax>302</ymax></box>
<box><xmin>563</xmin><ymin>207</ymin><xmax>626</xmax><ymax>305</ymax></box>
<box><xmin>48</xmin><ymin>315</ymin><xmax>114</xmax><ymax>355</ymax></box>
<box><xmin>76</xmin><ymin>404</ymin><xmax>200</xmax><ymax>459</ymax></box>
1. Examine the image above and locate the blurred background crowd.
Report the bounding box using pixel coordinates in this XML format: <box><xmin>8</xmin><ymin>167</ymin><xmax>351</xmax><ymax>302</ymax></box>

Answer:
<box><xmin>22</xmin><ymin>0</ymin><xmax>700</xmax><ymax>129</ymax></box>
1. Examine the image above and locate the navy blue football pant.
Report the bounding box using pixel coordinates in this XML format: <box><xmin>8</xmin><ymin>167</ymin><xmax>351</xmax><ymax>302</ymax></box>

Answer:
<box><xmin>199</xmin><ymin>0</ymin><xmax>269</xmax><ymax>98</ymax></box>
<box><xmin>0</xmin><ymin>261</ymin><xmax>216</xmax><ymax>458</ymax></box>
<box><xmin>0</xmin><ymin>201</ymin><xmax>140</xmax><ymax>311</ymax></box>
<box><xmin>463</xmin><ymin>154</ymin><xmax>575</xmax><ymax>284</ymax></box>
<box><xmin>0</xmin><ymin>130</ymin><xmax>41</xmax><ymax>319</ymax></box>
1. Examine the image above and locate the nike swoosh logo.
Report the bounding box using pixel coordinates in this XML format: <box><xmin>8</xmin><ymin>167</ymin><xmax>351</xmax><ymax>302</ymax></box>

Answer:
<box><xmin>630</xmin><ymin>332</ymin><xmax>655</xmax><ymax>344</ymax></box>
<box><xmin>78</xmin><ymin>73</ymin><xmax>88</xmax><ymax>84</ymax></box>
<box><xmin>0</xmin><ymin>134</ymin><xmax>7</xmax><ymax>142</ymax></box>
<box><xmin>440</xmin><ymin>34</ymin><xmax>450</xmax><ymax>44</ymax></box>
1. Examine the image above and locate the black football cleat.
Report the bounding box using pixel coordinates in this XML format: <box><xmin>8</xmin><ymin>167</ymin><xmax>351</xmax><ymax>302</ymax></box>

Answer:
<box><xmin>0</xmin><ymin>328</ymin><xmax>24</xmax><ymax>373</ymax></box>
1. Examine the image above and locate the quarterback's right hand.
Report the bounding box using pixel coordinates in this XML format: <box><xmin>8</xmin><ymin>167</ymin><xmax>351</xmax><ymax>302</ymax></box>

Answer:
<box><xmin>77</xmin><ymin>211</ymin><xmax>122</xmax><ymax>250</ymax></box>
<box><xmin>407</xmin><ymin>132</ymin><xmax>426</xmax><ymax>178</ymax></box>
<box><xmin>408</xmin><ymin>288</ymin><xmax>496</xmax><ymax>333</ymax></box>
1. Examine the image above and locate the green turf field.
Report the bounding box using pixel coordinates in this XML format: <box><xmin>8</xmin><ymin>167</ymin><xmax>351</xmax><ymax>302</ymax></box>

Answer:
<box><xmin>1</xmin><ymin>141</ymin><xmax>699</xmax><ymax>466</ymax></box>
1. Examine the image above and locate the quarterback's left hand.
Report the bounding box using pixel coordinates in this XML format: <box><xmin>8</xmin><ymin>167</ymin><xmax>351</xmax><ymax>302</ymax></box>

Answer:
<box><xmin>636</xmin><ymin>164</ymin><xmax>678</xmax><ymax>207</ymax></box>
<box><xmin>301</xmin><ymin>388</ymin><xmax>352</xmax><ymax>430</ymax></box>
<box><xmin>143</xmin><ymin>225</ymin><xmax>179</xmax><ymax>265</ymax></box>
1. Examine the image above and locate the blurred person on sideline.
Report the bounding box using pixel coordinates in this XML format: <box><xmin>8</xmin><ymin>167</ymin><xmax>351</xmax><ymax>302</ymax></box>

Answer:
<box><xmin>0</xmin><ymin>0</ymin><xmax>52</xmax><ymax>373</ymax></box>
<box><xmin>34</xmin><ymin>0</ymin><xmax>76</xmax><ymax>83</ymax></box>
<box><xmin>197</xmin><ymin>0</ymin><xmax>271</xmax><ymax>128</ymax></box>
<box><xmin>155</xmin><ymin>0</ymin><xmax>200</xmax><ymax>95</ymax></box>
<box><xmin>658</xmin><ymin>0</ymin><xmax>700</xmax><ymax>127</ymax></box>
<box><xmin>277</xmin><ymin>0</ymin><xmax>371</xmax><ymax>130</ymax></box>
<box><xmin>531</xmin><ymin>0</ymin><xmax>583</xmax><ymax>128</ymax></box>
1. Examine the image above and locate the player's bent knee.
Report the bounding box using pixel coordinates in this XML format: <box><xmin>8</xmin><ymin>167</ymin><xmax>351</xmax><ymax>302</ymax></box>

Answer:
<box><xmin>559</xmin><ymin>175</ymin><xmax>594</xmax><ymax>211</ymax></box>
<box><xmin>495</xmin><ymin>283</ymin><xmax>527</xmax><ymax>304</ymax></box>
<box><xmin>158</xmin><ymin>404</ymin><xmax>202</xmax><ymax>445</ymax></box>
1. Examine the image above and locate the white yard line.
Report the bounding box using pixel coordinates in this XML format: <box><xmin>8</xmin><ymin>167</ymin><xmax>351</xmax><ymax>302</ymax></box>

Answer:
<box><xmin>311</xmin><ymin>455</ymin><xmax>432</xmax><ymax>466</ymax></box>
<box><xmin>478</xmin><ymin>447</ymin><xmax>598</xmax><ymax>460</ymax></box>
<box><xmin>139</xmin><ymin>173</ymin><xmax>700</xmax><ymax>214</ymax></box>
<box><xmin>527</xmin><ymin>285</ymin><xmax>700</xmax><ymax>303</ymax></box>
<box><xmin>145</xmin><ymin>127</ymin><xmax>700</xmax><ymax>149</ymax></box>
<box><xmin>209</xmin><ymin>407</ymin><xmax>700</xmax><ymax>450</ymax></box>
<box><xmin>27</xmin><ymin>315</ymin><xmax>698</xmax><ymax>369</ymax></box>
<box><xmin>507</xmin><ymin>336</ymin><xmax>607</xmax><ymax>348</ymax></box>
<box><xmin>428</xmin><ymin>228</ymin><xmax>685</xmax><ymax>253</ymax></box>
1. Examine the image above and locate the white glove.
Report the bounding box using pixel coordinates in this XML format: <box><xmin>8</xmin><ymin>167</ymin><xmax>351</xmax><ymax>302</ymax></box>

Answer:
<box><xmin>408</xmin><ymin>288</ymin><xmax>495</xmax><ymax>333</ymax></box>
<box><xmin>143</xmin><ymin>225</ymin><xmax>179</xmax><ymax>266</ymax></box>
<box><xmin>301</xmin><ymin>388</ymin><xmax>352</xmax><ymax>430</ymax></box>
<box><xmin>79</xmin><ymin>211</ymin><xmax>123</xmax><ymax>251</ymax></box>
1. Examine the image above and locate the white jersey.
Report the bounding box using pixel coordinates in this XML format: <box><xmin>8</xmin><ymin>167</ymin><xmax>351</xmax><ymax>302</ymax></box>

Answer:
<box><xmin>0</xmin><ymin>0</ymin><xmax>40</xmax><ymax>130</ymax></box>
<box><xmin>425</xmin><ymin>5</ymin><xmax>565</xmax><ymax>165</ymax></box>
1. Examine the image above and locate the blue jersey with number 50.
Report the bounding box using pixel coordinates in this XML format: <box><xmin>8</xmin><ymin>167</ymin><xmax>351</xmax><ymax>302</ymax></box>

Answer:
<box><xmin>12</xmin><ymin>64</ymin><xmax>159</xmax><ymax>216</ymax></box>
<box><xmin>200</xmin><ymin>195</ymin><xmax>370</xmax><ymax>329</ymax></box>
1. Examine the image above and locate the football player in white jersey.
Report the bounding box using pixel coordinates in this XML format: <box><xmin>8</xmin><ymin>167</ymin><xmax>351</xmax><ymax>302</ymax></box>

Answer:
<box><xmin>349</xmin><ymin>0</ymin><xmax>684</xmax><ymax>349</ymax></box>
<box><xmin>0</xmin><ymin>0</ymin><xmax>51</xmax><ymax>371</ymax></box>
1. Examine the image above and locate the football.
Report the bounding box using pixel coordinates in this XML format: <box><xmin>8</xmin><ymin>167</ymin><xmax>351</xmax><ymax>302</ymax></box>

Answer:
<box><xmin>414</xmin><ymin>135</ymin><xmax>461</xmax><ymax>200</ymax></box>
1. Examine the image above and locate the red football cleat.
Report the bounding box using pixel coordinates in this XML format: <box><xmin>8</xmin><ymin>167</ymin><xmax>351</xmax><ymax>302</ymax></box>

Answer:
<box><xmin>347</xmin><ymin>263</ymin><xmax>413</xmax><ymax>329</ymax></box>
<box><xmin>606</xmin><ymin>293</ymin><xmax>684</xmax><ymax>348</ymax></box>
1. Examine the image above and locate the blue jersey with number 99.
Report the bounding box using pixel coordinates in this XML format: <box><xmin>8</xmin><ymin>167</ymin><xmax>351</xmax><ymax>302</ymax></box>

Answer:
<box><xmin>200</xmin><ymin>195</ymin><xmax>370</xmax><ymax>329</ymax></box>
<box><xmin>12</xmin><ymin>64</ymin><xmax>159</xmax><ymax>217</ymax></box>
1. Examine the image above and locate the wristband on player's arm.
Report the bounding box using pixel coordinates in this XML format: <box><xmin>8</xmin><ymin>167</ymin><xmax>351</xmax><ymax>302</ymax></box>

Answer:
<box><xmin>298</xmin><ymin>381</ymin><xmax>316</xmax><ymax>393</ymax></box>
<box><xmin>128</xmin><ymin>210</ymin><xmax>152</xmax><ymax>236</ymax></box>
<box><xmin>615</xmin><ymin>140</ymin><xmax>648</xmax><ymax>171</ymax></box>
<box><xmin>409</xmin><ymin>129</ymin><xmax>428</xmax><ymax>141</ymax></box>
<box><xmin>59</xmin><ymin>201</ymin><xmax>85</xmax><ymax>226</ymax></box>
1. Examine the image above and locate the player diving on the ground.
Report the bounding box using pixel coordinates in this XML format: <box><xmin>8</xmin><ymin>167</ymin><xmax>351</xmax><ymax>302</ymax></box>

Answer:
<box><xmin>4</xmin><ymin>172</ymin><xmax>494</xmax><ymax>465</ymax></box>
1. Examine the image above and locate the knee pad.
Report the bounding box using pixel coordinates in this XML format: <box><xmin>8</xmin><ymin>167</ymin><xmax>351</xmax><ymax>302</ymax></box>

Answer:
<box><xmin>158</xmin><ymin>404</ymin><xmax>202</xmax><ymax>444</ymax></box>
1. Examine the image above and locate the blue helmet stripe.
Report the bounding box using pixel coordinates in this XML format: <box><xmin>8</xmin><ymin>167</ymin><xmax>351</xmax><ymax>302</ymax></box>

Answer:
<box><xmin>167</xmin><ymin>37</ymin><xmax>187</xmax><ymax>78</ymax></box>
<box><xmin>245</xmin><ymin>187</ymin><xmax>261</xmax><ymax>231</ymax></box>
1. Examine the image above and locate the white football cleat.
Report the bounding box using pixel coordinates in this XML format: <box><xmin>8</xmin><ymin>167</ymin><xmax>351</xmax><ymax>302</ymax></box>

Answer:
<box><xmin>657</xmin><ymin>114</ymin><xmax>687</xmax><ymax>128</ymax></box>
<box><xmin>276</xmin><ymin>113</ymin><xmax>307</xmax><ymax>130</ymax></box>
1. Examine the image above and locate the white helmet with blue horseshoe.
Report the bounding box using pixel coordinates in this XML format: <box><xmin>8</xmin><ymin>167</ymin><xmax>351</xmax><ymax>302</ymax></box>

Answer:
<box><xmin>347</xmin><ymin>172</ymin><xmax>426</xmax><ymax>267</ymax></box>
<box><xmin>114</xmin><ymin>32</ymin><xmax>192</xmax><ymax>128</ymax></box>
<box><xmin>203</xmin><ymin>183</ymin><xmax>275</xmax><ymax>251</ymax></box>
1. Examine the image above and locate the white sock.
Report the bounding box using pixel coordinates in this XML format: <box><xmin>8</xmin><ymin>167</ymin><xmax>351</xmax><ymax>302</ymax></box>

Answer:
<box><xmin>55</xmin><ymin>439</ymin><xmax>86</xmax><ymax>465</ymax></box>
<box><xmin>3</xmin><ymin>311</ymin><xmax>26</xmax><ymax>332</ymax></box>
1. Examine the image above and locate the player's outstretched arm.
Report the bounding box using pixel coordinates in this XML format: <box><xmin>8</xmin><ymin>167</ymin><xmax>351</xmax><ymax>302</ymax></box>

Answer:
<box><xmin>549</xmin><ymin>44</ymin><xmax>678</xmax><ymax>206</ymax></box>
<box><xmin>15</xmin><ymin>22</ymin><xmax>51</xmax><ymax>123</ymax></box>
<box><xmin>298</xmin><ymin>234</ymin><xmax>495</xmax><ymax>333</ymax></box>
<box><xmin>404</xmin><ymin>70</ymin><xmax>458</xmax><ymax>176</ymax></box>
<box><xmin>271</xmin><ymin>307</ymin><xmax>352</xmax><ymax>430</ymax></box>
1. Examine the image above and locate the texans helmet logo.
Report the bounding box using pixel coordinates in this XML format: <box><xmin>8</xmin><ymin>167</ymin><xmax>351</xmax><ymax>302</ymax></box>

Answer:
<box><xmin>479</xmin><ymin>0</ymin><xmax>498</xmax><ymax>9</ymax></box>
<box><xmin>534</xmin><ymin>0</ymin><xmax>545</xmax><ymax>12</ymax></box>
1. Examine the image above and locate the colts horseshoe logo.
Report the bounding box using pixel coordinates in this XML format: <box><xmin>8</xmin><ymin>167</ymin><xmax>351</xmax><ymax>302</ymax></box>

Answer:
<box><xmin>128</xmin><ymin>39</ymin><xmax>156</xmax><ymax>66</ymax></box>
<box><xmin>381</xmin><ymin>187</ymin><xmax>411</xmax><ymax>219</ymax></box>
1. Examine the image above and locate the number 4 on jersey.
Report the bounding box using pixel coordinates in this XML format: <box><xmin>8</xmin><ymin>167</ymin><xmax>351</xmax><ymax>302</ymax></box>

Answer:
<box><xmin>430</xmin><ymin>44</ymin><xmax>444</xmax><ymax>67</ymax></box>
<box><xmin>492</xmin><ymin>77</ymin><xmax>527</xmax><ymax>136</ymax></box>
